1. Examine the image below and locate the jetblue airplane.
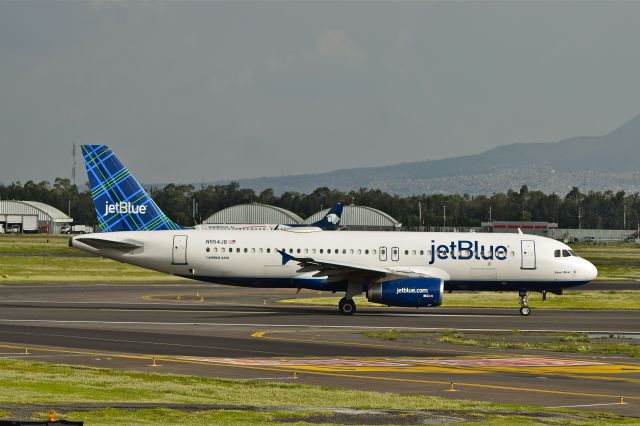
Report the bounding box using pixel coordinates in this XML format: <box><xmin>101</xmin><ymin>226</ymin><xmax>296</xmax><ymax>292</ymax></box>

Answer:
<box><xmin>72</xmin><ymin>145</ymin><xmax>597</xmax><ymax>316</ymax></box>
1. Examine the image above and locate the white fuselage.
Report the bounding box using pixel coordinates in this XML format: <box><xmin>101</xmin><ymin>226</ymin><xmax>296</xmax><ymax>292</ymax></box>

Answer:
<box><xmin>72</xmin><ymin>229</ymin><xmax>597</xmax><ymax>292</ymax></box>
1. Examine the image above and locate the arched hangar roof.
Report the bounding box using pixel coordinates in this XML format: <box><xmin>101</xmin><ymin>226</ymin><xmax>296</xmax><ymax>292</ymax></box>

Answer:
<box><xmin>204</xmin><ymin>203</ymin><xmax>304</xmax><ymax>224</ymax></box>
<box><xmin>305</xmin><ymin>205</ymin><xmax>400</xmax><ymax>228</ymax></box>
<box><xmin>0</xmin><ymin>200</ymin><xmax>72</xmax><ymax>222</ymax></box>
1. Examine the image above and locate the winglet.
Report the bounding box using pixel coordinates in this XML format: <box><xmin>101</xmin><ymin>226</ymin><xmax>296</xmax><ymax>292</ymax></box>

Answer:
<box><xmin>277</xmin><ymin>249</ymin><xmax>296</xmax><ymax>265</ymax></box>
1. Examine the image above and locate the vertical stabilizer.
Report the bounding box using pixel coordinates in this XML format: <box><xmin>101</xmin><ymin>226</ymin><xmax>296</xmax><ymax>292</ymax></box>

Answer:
<box><xmin>82</xmin><ymin>145</ymin><xmax>182</xmax><ymax>232</ymax></box>
<box><xmin>311</xmin><ymin>201</ymin><xmax>345</xmax><ymax>230</ymax></box>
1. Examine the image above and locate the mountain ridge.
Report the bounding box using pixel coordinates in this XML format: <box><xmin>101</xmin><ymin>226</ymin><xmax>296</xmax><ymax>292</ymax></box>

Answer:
<box><xmin>219</xmin><ymin>114</ymin><xmax>640</xmax><ymax>196</ymax></box>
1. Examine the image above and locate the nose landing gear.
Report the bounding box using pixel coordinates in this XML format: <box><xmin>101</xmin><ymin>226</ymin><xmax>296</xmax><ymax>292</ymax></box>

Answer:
<box><xmin>519</xmin><ymin>290</ymin><xmax>531</xmax><ymax>316</ymax></box>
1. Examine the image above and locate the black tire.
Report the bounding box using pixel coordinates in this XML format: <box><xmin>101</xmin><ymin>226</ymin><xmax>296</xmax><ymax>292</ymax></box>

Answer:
<box><xmin>338</xmin><ymin>297</ymin><xmax>356</xmax><ymax>315</ymax></box>
<box><xmin>519</xmin><ymin>306</ymin><xmax>531</xmax><ymax>316</ymax></box>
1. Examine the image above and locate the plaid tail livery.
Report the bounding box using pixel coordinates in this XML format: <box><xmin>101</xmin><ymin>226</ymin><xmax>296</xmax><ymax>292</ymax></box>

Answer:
<box><xmin>81</xmin><ymin>145</ymin><xmax>183</xmax><ymax>232</ymax></box>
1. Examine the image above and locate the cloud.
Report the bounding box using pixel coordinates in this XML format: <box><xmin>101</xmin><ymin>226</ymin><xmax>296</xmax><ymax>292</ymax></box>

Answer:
<box><xmin>315</xmin><ymin>30</ymin><xmax>366</xmax><ymax>65</ymax></box>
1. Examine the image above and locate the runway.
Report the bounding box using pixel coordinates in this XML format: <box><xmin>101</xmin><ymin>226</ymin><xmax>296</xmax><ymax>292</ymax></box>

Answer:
<box><xmin>0</xmin><ymin>282</ymin><xmax>638</xmax><ymax>416</ymax></box>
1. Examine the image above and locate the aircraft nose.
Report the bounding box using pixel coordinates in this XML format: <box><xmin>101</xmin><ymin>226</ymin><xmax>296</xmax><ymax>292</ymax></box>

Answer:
<box><xmin>582</xmin><ymin>260</ymin><xmax>598</xmax><ymax>281</ymax></box>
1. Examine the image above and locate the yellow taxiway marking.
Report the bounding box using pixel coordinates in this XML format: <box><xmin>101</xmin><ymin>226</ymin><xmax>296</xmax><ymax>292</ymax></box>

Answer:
<box><xmin>1</xmin><ymin>343</ymin><xmax>638</xmax><ymax>402</ymax></box>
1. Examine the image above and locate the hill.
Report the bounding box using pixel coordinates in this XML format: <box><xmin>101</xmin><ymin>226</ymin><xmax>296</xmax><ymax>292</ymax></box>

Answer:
<box><xmin>226</xmin><ymin>114</ymin><xmax>640</xmax><ymax>196</ymax></box>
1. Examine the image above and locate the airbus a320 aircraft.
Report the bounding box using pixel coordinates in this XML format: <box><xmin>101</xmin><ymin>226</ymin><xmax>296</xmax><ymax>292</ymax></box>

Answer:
<box><xmin>72</xmin><ymin>145</ymin><xmax>597</xmax><ymax>316</ymax></box>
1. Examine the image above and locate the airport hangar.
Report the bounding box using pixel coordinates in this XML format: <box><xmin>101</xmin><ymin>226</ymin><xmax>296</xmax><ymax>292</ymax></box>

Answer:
<box><xmin>204</xmin><ymin>203</ymin><xmax>401</xmax><ymax>230</ymax></box>
<box><xmin>0</xmin><ymin>200</ymin><xmax>72</xmax><ymax>234</ymax></box>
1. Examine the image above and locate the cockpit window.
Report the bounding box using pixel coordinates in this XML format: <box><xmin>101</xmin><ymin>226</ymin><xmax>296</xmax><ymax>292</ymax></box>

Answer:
<box><xmin>568</xmin><ymin>250</ymin><xmax>578</xmax><ymax>257</ymax></box>
<box><xmin>562</xmin><ymin>250</ymin><xmax>571</xmax><ymax>257</ymax></box>
<box><xmin>554</xmin><ymin>250</ymin><xmax>561</xmax><ymax>258</ymax></box>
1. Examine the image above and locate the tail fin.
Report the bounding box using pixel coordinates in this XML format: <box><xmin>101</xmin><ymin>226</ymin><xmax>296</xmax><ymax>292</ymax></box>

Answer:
<box><xmin>312</xmin><ymin>201</ymin><xmax>344</xmax><ymax>230</ymax></box>
<box><xmin>81</xmin><ymin>145</ymin><xmax>183</xmax><ymax>232</ymax></box>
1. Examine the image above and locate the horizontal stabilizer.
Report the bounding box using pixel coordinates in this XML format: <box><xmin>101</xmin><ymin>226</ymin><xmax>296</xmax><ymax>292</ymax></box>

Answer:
<box><xmin>75</xmin><ymin>237</ymin><xmax>143</xmax><ymax>251</ymax></box>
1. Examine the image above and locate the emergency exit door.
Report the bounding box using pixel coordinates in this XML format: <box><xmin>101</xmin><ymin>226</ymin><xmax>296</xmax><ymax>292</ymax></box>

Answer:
<box><xmin>172</xmin><ymin>235</ymin><xmax>188</xmax><ymax>265</ymax></box>
<box><xmin>520</xmin><ymin>240</ymin><xmax>536</xmax><ymax>270</ymax></box>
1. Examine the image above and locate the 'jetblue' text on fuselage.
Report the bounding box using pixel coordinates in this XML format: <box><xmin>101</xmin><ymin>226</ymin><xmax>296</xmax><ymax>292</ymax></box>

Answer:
<box><xmin>429</xmin><ymin>240</ymin><xmax>508</xmax><ymax>265</ymax></box>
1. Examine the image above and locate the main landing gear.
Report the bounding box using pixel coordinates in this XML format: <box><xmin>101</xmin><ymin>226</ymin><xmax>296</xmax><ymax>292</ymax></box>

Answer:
<box><xmin>519</xmin><ymin>290</ymin><xmax>531</xmax><ymax>316</ymax></box>
<box><xmin>338</xmin><ymin>282</ymin><xmax>363</xmax><ymax>315</ymax></box>
<box><xmin>338</xmin><ymin>297</ymin><xmax>356</xmax><ymax>315</ymax></box>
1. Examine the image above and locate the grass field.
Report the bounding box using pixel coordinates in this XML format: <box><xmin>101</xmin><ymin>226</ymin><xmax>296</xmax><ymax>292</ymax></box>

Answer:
<box><xmin>0</xmin><ymin>234</ymin><xmax>78</xmax><ymax>255</ymax></box>
<box><xmin>0</xmin><ymin>359</ymin><xmax>632</xmax><ymax>425</ymax></box>
<box><xmin>365</xmin><ymin>329</ymin><xmax>640</xmax><ymax>358</ymax></box>
<box><xmin>572</xmin><ymin>243</ymin><xmax>640</xmax><ymax>281</ymax></box>
<box><xmin>0</xmin><ymin>234</ymin><xmax>186</xmax><ymax>283</ymax></box>
<box><xmin>0</xmin><ymin>255</ymin><xmax>186</xmax><ymax>283</ymax></box>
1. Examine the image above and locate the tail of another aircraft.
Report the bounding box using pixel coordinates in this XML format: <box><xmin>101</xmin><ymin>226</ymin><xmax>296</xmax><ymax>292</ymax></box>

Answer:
<box><xmin>311</xmin><ymin>201</ymin><xmax>345</xmax><ymax>230</ymax></box>
<box><xmin>81</xmin><ymin>145</ymin><xmax>183</xmax><ymax>232</ymax></box>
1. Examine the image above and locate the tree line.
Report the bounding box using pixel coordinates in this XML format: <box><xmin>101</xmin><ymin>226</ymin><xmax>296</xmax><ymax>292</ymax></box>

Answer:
<box><xmin>1</xmin><ymin>178</ymin><xmax>639</xmax><ymax>231</ymax></box>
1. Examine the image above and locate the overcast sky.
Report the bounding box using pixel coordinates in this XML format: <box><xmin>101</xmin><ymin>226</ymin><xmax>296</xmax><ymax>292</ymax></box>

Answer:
<box><xmin>1</xmin><ymin>1</ymin><xmax>640</xmax><ymax>186</ymax></box>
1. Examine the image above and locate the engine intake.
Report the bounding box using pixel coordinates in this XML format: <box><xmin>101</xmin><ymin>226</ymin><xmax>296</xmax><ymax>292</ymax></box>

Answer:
<box><xmin>367</xmin><ymin>277</ymin><xmax>443</xmax><ymax>308</ymax></box>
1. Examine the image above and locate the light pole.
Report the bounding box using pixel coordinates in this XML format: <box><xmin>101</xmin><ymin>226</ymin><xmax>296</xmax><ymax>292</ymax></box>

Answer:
<box><xmin>443</xmin><ymin>205</ymin><xmax>446</xmax><ymax>228</ymax></box>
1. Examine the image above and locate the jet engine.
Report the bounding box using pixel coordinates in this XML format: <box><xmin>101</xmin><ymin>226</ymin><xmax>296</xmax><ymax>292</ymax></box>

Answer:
<box><xmin>366</xmin><ymin>277</ymin><xmax>444</xmax><ymax>308</ymax></box>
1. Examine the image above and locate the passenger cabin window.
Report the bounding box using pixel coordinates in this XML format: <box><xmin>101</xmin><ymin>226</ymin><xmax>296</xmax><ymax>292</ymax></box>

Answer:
<box><xmin>206</xmin><ymin>247</ymin><xmax>210</xmax><ymax>253</ymax></box>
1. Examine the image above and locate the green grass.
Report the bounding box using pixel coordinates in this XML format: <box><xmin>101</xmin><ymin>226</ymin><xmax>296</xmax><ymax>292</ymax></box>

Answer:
<box><xmin>365</xmin><ymin>329</ymin><xmax>640</xmax><ymax>358</ymax></box>
<box><xmin>0</xmin><ymin>234</ymin><xmax>79</xmax><ymax>255</ymax></box>
<box><xmin>33</xmin><ymin>408</ymin><xmax>299</xmax><ymax>426</ymax></box>
<box><xmin>0</xmin><ymin>359</ymin><xmax>633</xmax><ymax>425</ymax></box>
<box><xmin>0</xmin><ymin>255</ymin><xmax>187</xmax><ymax>283</ymax></box>
<box><xmin>572</xmin><ymin>243</ymin><xmax>640</xmax><ymax>281</ymax></box>
<box><xmin>279</xmin><ymin>290</ymin><xmax>640</xmax><ymax>310</ymax></box>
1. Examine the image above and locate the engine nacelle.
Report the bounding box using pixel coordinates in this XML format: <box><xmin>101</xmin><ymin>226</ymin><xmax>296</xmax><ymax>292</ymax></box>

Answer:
<box><xmin>367</xmin><ymin>277</ymin><xmax>444</xmax><ymax>308</ymax></box>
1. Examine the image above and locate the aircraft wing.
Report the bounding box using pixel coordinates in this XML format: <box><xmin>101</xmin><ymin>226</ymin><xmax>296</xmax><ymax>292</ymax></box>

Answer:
<box><xmin>277</xmin><ymin>250</ymin><xmax>449</xmax><ymax>282</ymax></box>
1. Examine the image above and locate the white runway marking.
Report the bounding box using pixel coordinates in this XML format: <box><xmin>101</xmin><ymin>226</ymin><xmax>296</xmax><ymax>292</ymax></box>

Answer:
<box><xmin>0</xmin><ymin>318</ymin><xmax>635</xmax><ymax>335</ymax></box>
<box><xmin>100</xmin><ymin>309</ymin><xmax>279</xmax><ymax>314</ymax></box>
<box><xmin>548</xmin><ymin>402</ymin><xmax>630</xmax><ymax>408</ymax></box>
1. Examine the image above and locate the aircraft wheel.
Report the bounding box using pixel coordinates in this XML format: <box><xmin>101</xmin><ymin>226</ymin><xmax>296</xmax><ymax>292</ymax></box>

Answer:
<box><xmin>338</xmin><ymin>297</ymin><xmax>356</xmax><ymax>315</ymax></box>
<box><xmin>519</xmin><ymin>306</ymin><xmax>531</xmax><ymax>316</ymax></box>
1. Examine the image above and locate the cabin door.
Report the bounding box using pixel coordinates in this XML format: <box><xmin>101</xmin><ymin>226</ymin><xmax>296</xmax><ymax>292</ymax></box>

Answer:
<box><xmin>172</xmin><ymin>235</ymin><xmax>188</xmax><ymax>265</ymax></box>
<box><xmin>520</xmin><ymin>240</ymin><xmax>536</xmax><ymax>270</ymax></box>
<box><xmin>379</xmin><ymin>246</ymin><xmax>388</xmax><ymax>261</ymax></box>
<box><xmin>391</xmin><ymin>246</ymin><xmax>400</xmax><ymax>262</ymax></box>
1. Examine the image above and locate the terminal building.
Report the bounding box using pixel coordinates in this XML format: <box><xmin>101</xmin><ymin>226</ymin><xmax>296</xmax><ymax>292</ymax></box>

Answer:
<box><xmin>0</xmin><ymin>200</ymin><xmax>73</xmax><ymax>234</ymax></box>
<box><xmin>481</xmin><ymin>221</ymin><xmax>558</xmax><ymax>238</ymax></box>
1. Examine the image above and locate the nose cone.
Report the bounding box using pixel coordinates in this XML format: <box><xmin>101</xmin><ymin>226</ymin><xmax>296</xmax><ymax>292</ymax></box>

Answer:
<box><xmin>582</xmin><ymin>260</ymin><xmax>598</xmax><ymax>281</ymax></box>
